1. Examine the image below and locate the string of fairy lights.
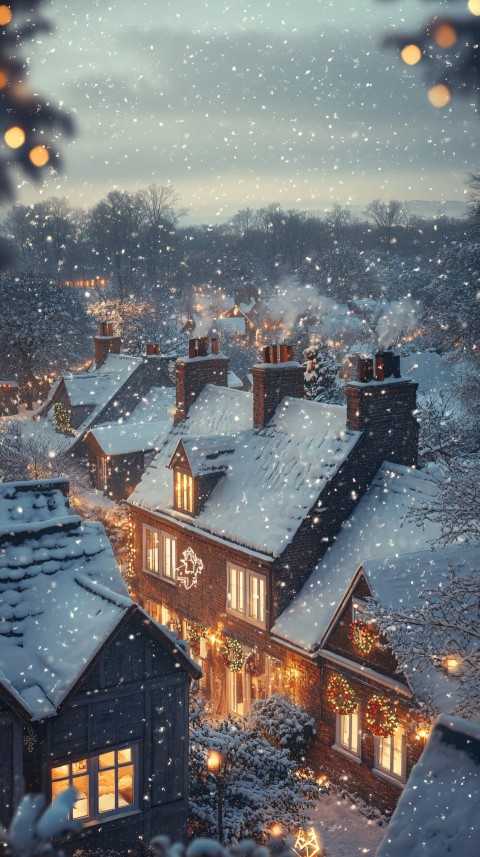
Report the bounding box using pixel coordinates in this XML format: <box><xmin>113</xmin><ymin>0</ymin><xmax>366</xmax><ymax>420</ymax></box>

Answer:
<box><xmin>0</xmin><ymin>2</ymin><xmax>72</xmax><ymax>203</ymax></box>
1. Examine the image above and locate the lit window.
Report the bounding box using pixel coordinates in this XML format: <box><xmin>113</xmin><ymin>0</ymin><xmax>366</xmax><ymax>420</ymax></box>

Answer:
<box><xmin>227</xmin><ymin>564</ymin><xmax>266</xmax><ymax>627</ymax></box>
<box><xmin>51</xmin><ymin>747</ymin><xmax>137</xmax><ymax>822</ymax></box>
<box><xmin>143</xmin><ymin>526</ymin><xmax>177</xmax><ymax>581</ymax></box>
<box><xmin>375</xmin><ymin>727</ymin><xmax>405</xmax><ymax>782</ymax></box>
<box><xmin>174</xmin><ymin>470</ymin><xmax>194</xmax><ymax>513</ymax></box>
<box><xmin>336</xmin><ymin>706</ymin><xmax>360</xmax><ymax>757</ymax></box>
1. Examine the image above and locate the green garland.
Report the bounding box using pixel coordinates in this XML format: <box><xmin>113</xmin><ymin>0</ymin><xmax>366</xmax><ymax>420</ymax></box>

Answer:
<box><xmin>245</xmin><ymin>651</ymin><xmax>258</xmax><ymax>676</ymax></box>
<box><xmin>326</xmin><ymin>674</ymin><xmax>358</xmax><ymax>715</ymax></box>
<box><xmin>365</xmin><ymin>695</ymin><xmax>399</xmax><ymax>737</ymax></box>
<box><xmin>220</xmin><ymin>636</ymin><xmax>244</xmax><ymax>673</ymax></box>
<box><xmin>349</xmin><ymin>620</ymin><xmax>377</xmax><ymax>657</ymax></box>
<box><xmin>53</xmin><ymin>402</ymin><xmax>74</xmax><ymax>435</ymax></box>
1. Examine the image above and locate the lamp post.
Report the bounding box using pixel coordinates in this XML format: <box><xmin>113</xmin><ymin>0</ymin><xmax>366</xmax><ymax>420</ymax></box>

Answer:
<box><xmin>207</xmin><ymin>748</ymin><xmax>224</xmax><ymax>845</ymax></box>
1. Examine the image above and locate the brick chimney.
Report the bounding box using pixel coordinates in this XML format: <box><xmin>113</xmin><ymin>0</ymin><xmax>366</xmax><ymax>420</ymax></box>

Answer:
<box><xmin>174</xmin><ymin>337</ymin><xmax>229</xmax><ymax>424</ymax></box>
<box><xmin>94</xmin><ymin>321</ymin><xmax>122</xmax><ymax>368</ymax></box>
<box><xmin>345</xmin><ymin>351</ymin><xmax>419</xmax><ymax>467</ymax></box>
<box><xmin>252</xmin><ymin>343</ymin><xmax>304</xmax><ymax>430</ymax></box>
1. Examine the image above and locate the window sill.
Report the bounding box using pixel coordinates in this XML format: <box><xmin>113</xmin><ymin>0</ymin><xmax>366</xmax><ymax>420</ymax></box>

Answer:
<box><xmin>372</xmin><ymin>767</ymin><xmax>405</xmax><ymax>788</ymax></box>
<box><xmin>226</xmin><ymin>607</ymin><xmax>266</xmax><ymax>630</ymax></box>
<box><xmin>332</xmin><ymin>744</ymin><xmax>362</xmax><ymax>764</ymax></box>
<box><xmin>144</xmin><ymin>569</ymin><xmax>177</xmax><ymax>586</ymax></box>
<box><xmin>81</xmin><ymin>807</ymin><xmax>141</xmax><ymax>828</ymax></box>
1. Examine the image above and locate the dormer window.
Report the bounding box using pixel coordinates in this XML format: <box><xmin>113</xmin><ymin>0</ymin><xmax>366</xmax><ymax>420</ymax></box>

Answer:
<box><xmin>174</xmin><ymin>470</ymin><xmax>194</xmax><ymax>513</ymax></box>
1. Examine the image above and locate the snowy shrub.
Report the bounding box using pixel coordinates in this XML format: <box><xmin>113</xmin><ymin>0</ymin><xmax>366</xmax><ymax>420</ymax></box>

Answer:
<box><xmin>246</xmin><ymin>694</ymin><xmax>316</xmax><ymax>762</ymax></box>
<box><xmin>1</xmin><ymin>789</ymin><xmax>79</xmax><ymax>857</ymax></box>
<box><xmin>151</xmin><ymin>835</ymin><xmax>296</xmax><ymax>857</ymax></box>
<box><xmin>189</xmin><ymin>716</ymin><xmax>318</xmax><ymax>845</ymax></box>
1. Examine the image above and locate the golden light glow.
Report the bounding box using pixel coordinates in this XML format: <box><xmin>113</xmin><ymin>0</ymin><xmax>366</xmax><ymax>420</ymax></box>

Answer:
<box><xmin>445</xmin><ymin>656</ymin><xmax>459</xmax><ymax>671</ymax></box>
<box><xmin>206</xmin><ymin>749</ymin><xmax>222</xmax><ymax>773</ymax></box>
<box><xmin>400</xmin><ymin>44</ymin><xmax>422</xmax><ymax>65</ymax></box>
<box><xmin>428</xmin><ymin>84</ymin><xmax>451</xmax><ymax>108</ymax></box>
<box><xmin>270</xmin><ymin>824</ymin><xmax>283</xmax><ymax>838</ymax></box>
<box><xmin>0</xmin><ymin>5</ymin><xmax>12</xmax><ymax>26</ymax></box>
<box><xmin>294</xmin><ymin>827</ymin><xmax>321</xmax><ymax>857</ymax></box>
<box><xmin>468</xmin><ymin>0</ymin><xmax>480</xmax><ymax>15</ymax></box>
<box><xmin>0</xmin><ymin>70</ymin><xmax>7</xmax><ymax>89</ymax></box>
<box><xmin>434</xmin><ymin>24</ymin><xmax>457</xmax><ymax>48</ymax></box>
<box><xmin>4</xmin><ymin>126</ymin><xmax>25</xmax><ymax>149</ymax></box>
<box><xmin>29</xmin><ymin>145</ymin><xmax>49</xmax><ymax>167</ymax></box>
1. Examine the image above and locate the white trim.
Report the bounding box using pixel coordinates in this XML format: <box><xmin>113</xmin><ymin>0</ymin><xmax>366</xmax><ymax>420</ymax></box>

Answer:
<box><xmin>226</xmin><ymin>563</ymin><xmax>266</xmax><ymax>629</ymax></box>
<box><xmin>142</xmin><ymin>524</ymin><xmax>177</xmax><ymax>582</ymax></box>
<box><xmin>333</xmin><ymin>743</ymin><xmax>363</xmax><ymax>765</ymax></box>
<box><xmin>318</xmin><ymin>649</ymin><xmax>413</xmax><ymax>698</ymax></box>
<box><xmin>335</xmin><ymin>704</ymin><xmax>361</xmax><ymax>759</ymax></box>
<box><xmin>374</xmin><ymin>728</ymin><xmax>406</xmax><ymax>784</ymax></box>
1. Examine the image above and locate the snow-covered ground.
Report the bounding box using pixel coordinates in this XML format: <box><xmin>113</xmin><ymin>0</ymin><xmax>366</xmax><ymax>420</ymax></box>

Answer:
<box><xmin>308</xmin><ymin>793</ymin><xmax>385</xmax><ymax>856</ymax></box>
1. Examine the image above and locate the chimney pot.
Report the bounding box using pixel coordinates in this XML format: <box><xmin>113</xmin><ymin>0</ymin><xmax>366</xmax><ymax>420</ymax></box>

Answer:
<box><xmin>262</xmin><ymin>345</ymin><xmax>270</xmax><ymax>363</ymax></box>
<box><xmin>197</xmin><ymin>336</ymin><xmax>208</xmax><ymax>357</ymax></box>
<box><xmin>107</xmin><ymin>322</ymin><xmax>114</xmax><ymax>337</ymax></box>
<box><xmin>358</xmin><ymin>357</ymin><xmax>373</xmax><ymax>383</ymax></box>
<box><xmin>392</xmin><ymin>354</ymin><xmax>401</xmax><ymax>378</ymax></box>
<box><xmin>146</xmin><ymin>343</ymin><xmax>155</xmax><ymax>356</ymax></box>
<box><xmin>270</xmin><ymin>344</ymin><xmax>279</xmax><ymax>363</ymax></box>
<box><xmin>375</xmin><ymin>353</ymin><xmax>385</xmax><ymax>381</ymax></box>
<box><xmin>211</xmin><ymin>337</ymin><xmax>219</xmax><ymax>355</ymax></box>
<box><xmin>279</xmin><ymin>343</ymin><xmax>289</xmax><ymax>362</ymax></box>
<box><xmin>189</xmin><ymin>338</ymin><xmax>197</xmax><ymax>358</ymax></box>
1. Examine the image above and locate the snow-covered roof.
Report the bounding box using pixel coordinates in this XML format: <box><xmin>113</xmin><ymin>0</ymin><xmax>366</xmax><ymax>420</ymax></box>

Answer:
<box><xmin>87</xmin><ymin>420</ymin><xmax>171</xmax><ymax>455</ymax></box>
<box><xmin>375</xmin><ymin>714</ymin><xmax>480</xmax><ymax>857</ymax></box>
<box><xmin>0</xmin><ymin>479</ymin><xmax>200</xmax><ymax>720</ymax></box>
<box><xmin>272</xmin><ymin>464</ymin><xmax>443</xmax><ymax>650</ymax></box>
<box><xmin>212</xmin><ymin>317</ymin><xmax>246</xmax><ymax>334</ymax></box>
<box><xmin>128</xmin><ymin>386</ymin><xmax>176</xmax><ymax>422</ymax></box>
<box><xmin>173</xmin><ymin>436</ymin><xmax>236</xmax><ymax>477</ymax></box>
<box><xmin>130</xmin><ymin>386</ymin><xmax>360</xmax><ymax>556</ymax></box>
<box><xmin>63</xmin><ymin>353</ymin><xmax>141</xmax><ymax>408</ymax></box>
<box><xmin>227</xmin><ymin>371</ymin><xmax>243</xmax><ymax>389</ymax></box>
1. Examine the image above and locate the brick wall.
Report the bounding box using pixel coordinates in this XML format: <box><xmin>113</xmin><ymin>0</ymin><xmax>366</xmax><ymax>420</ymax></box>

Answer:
<box><xmin>174</xmin><ymin>356</ymin><xmax>229</xmax><ymax>424</ymax></box>
<box><xmin>94</xmin><ymin>335</ymin><xmax>122</xmax><ymax>368</ymax></box>
<box><xmin>252</xmin><ymin>363</ymin><xmax>305</xmax><ymax>429</ymax></box>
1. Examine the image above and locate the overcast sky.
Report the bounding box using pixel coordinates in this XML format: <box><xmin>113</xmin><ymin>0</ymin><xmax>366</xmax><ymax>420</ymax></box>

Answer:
<box><xmin>19</xmin><ymin>0</ymin><xmax>478</xmax><ymax>222</ymax></box>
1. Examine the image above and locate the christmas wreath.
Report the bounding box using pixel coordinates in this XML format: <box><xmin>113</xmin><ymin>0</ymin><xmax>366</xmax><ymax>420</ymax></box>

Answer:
<box><xmin>349</xmin><ymin>620</ymin><xmax>376</xmax><ymax>657</ymax></box>
<box><xmin>220</xmin><ymin>636</ymin><xmax>244</xmax><ymax>673</ymax></box>
<box><xmin>326</xmin><ymin>674</ymin><xmax>358</xmax><ymax>715</ymax></box>
<box><xmin>187</xmin><ymin>621</ymin><xmax>207</xmax><ymax>643</ymax></box>
<box><xmin>245</xmin><ymin>651</ymin><xmax>258</xmax><ymax>676</ymax></box>
<box><xmin>365</xmin><ymin>695</ymin><xmax>399</xmax><ymax>737</ymax></box>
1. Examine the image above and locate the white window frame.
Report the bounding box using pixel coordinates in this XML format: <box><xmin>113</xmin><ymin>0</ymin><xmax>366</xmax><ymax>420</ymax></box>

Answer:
<box><xmin>142</xmin><ymin>525</ymin><xmax>177</xmax><ymax>583</ymax></box>
<box><xmin>227</xmin><ymin>563</ymin><xmax>266</xmax><ymax>628</ymax></box>
<box><xmin>334</xmin><ymin>705</ymin><xmax>361</xmax><ymax>760</ymax></box>
<box><xmin>50</xmin><ymin>745</ymin><xmax>138</xmax><ymax>824</ymax></box>
<box><xmin>374</xmin><ymin>726</ymin><xmax>406</xmax><ymax>785</ymax></box>
<box><xmin>227</xmin><ymin>647</ymin><xmax>257</xmax><ymax>717</ymax></box>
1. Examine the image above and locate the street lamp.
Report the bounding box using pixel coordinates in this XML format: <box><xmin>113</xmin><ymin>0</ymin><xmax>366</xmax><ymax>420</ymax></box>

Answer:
<box><xmin>207</xmin><ymin>748</ymin><xmax>224</xmax><ymax>845</ymax></box>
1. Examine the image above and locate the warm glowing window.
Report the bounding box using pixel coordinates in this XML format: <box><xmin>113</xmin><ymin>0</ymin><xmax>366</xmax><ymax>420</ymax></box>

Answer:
<box><xmin>376</xmin><ymin>727</ymin><xmax>405</xmax><ymax>781</ymax></box>
<box><xmin>143</xmin><ymin>526</ymin><xmax>176</xmax><ymax>581</ymax></box>
<box><xmin>227</xmin><ymin>564</ymin><xmax>266</xmax><ymax>627</ymax></box>
<box><xmin>174</xmin><ymin>470</ymin><xmax>194</xmax><ymax>513</ymax></box>
<box><xmin>336</xmin><ymin>706</ymin><xmax>360</xmax><ymax>757</ymax></box>
<box><xmin>51</xmin><ymin>747</ymin><xmax>136</xmax><ymax>822</ymax></box>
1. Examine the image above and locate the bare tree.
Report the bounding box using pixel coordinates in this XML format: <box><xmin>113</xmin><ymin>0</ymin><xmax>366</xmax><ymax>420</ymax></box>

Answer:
<box><xmin>0</xmin><ymin>420</ymin><xmax>80</xmax><ymax>482</ymax></box>
<box><xmin>365</xmin><ymin>565</ymin><xmax>480</xmax><ymax>718</ymax></box>
<box><xmin>364</xmin><ymin>199</ymin><xmax>406</xmax><ymax>244</ymax></box>
<box><xmin>408</xmin><ymin>455</ymin><xmax>480</xmax><ymax>547</ymax></box>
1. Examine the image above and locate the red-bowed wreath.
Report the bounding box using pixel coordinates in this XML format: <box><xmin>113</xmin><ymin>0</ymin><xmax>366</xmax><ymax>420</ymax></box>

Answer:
<box><xmin>326</xmin><ymin>674</ymin><xmax>358</xmax><ymax>715</ymax></box>
<box><xmin>187</xmin><ymin>621</ymin><xmax>207</xmax><ymax>643</ymax></box>
<box><xmin>365</xmin><ymin>695</ymin><xmax>399</xmax><ymax>737</ymax></box>
<box><xmin>349</xmin><ymin>620</ymin><xmax>377</xmax><ymax>657</ymax></box>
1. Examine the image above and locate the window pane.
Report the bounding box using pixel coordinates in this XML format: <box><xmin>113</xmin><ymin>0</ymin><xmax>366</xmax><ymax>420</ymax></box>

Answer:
<box><xmin>72</xmin><ymin>774</ymin><xmax>89</xmax><ymax>819</ymax></box>
<box><xmin>146</xmin><ymin>529</ymin><xmax>159</xmax><ymax>573</ymax></box>
<box><xmin>99</xmin><ymin>751</ymin><xmax>115</xmax><ymax>769</ymax></box>
<box><xmin>379</xmin><ymin>735</ymin><xmax>392</xmax><ymax>770</ymax></box>
<box><xmin>392</xmin><ymin>728</ymin><xmax>404</xmax><ymax>776</ymax></box>
<box><xmin>98</xmin><ymin>768</ymin><xmax>116</xmax><ymax>813</ymax></box>
<box><xmin>350</xmin><ymin>708</ymin><xmax>359</xmax><ymax>754</ymax></box>
<box><xmin>51</xmin><ymin>764</ymin><xmax>69</xmax><ymax>780</ymax></box>
<box><xmin>118</xmin><ymin>765</ymin><xmax>134</xmax><ymax>806</ymax></box>
<box><xmin>118</xmin><ymin>748</ymin><xmax>132</xmax><ymax>764</ymax></box>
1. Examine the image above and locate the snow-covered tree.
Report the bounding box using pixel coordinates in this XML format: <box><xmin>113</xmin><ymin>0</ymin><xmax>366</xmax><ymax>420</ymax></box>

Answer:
<box><xmin>409</xmin><ymin>455</ymin><xmax>480</xmax><ymax>547</ymax></box>
<box><xmin>422</xmin><ymin>241</ymin><xmax>480</xmax><ymax>364</ymax></box>
<box><xmin>189</xmin><ymin>715</ymin><xmax>317</xmax><ymax>845</ymax></box>
<box><xmin>1</xmin><ymin>788</ymin><xmax>79</xmax><ymax>857</ymax></box>
<box><xmin>0</xmin><ymin>420</ymin><xmax>79</xmax><ymax>482</ymax></box>
<box><xmin>417</xmin><ymin>390</ymin><xmax>478</xmax><ymax>464</ymax></box>
<box><xmin>365</xmin><ymin>564</ymin><xmax>480</xmax><ymax>718</ymax></box>
<box><xmin>245</xmin><ymin>694</ymin><xmax>316</xmax><ymax>763</ymax></box>
<box><xmin>304</xmin><ymin>343</ymin><xmax>343</xmax><ymax>404</ymax></box>
<box><xmin>0</xmin><ymin>276</ymin><xmax>92</xmax><ymax>407</ymax></box>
